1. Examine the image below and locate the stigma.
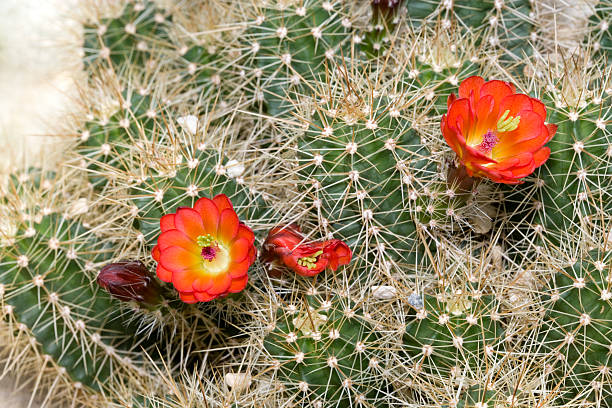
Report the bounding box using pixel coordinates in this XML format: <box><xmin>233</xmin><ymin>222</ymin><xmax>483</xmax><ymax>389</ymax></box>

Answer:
<box><xmin>201</xmin><ymin>246</ymin><xmax>217</xmax><ymax>261</ymax></box>
<box><xmin>197</xmin><ymin>234</ymin><xmax>218</xmax><ymax>262</ymax></box>
<box><xmin>477</xmin><ymin>130</ymin><xmax>499</xmax><ymax>153</ymax></box>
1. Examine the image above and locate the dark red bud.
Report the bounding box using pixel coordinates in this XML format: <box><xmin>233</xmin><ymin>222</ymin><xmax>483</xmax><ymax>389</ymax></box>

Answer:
<box><xmin>372</xmin><ymin>0</ymin><xmax>401</xmax><ymax>8</ymax></box>
<box><xmin>372</xmin><ymin>0</ymin><xmax>402</xmax><ymax>16</ymax></box>
<box><xmin>97</xmin><ymin>261</ymin><xmax>162</xmax><ymax>305</ymax></box>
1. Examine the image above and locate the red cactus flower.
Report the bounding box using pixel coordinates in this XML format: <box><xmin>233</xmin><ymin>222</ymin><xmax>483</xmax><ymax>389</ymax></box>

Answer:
<box><xmin>97</xmin><ymin>261</ymin><xmax>162</xmax><ymax>305</ymax></box>
<box><xmin>261</xmin><ymin>224</ymin><xmax>352</xmax><ymax>277</ymax></box>
<box><xmin>441</xmin><ymin>76</ymin><xmax>557</xmax><ymax>184</ymax></box>
<box><xmin>151</xmin><ymin>194</ymin><xmax>256</xmax><ymax>304</ymax></box>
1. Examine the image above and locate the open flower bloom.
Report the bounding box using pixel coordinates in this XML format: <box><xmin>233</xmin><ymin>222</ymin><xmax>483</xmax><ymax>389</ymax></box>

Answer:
<box><xmin>441</xmin><ymin>76</ymin><xmax>557</xmax><ymax>184</ymax></box>
<box><xmin>261</xmin><ymin>224</ymin><xmax>352</xmax><ymax>277</ymax></box>
<box><xmin>151</xmin><ymin>194</ymin><xmax>256</xmax><ymax>303</ymax></box>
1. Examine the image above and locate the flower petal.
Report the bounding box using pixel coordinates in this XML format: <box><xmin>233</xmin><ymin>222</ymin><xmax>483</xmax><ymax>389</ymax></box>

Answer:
<box><xmin>499</xmin><ymin>94</ymin><xmax>533</xmax><ymax>118</ymax></box>
<box><xmin>533</xmin><ymin>146</ymin><xmax>550</xmax><ymax>167</ymax></box>
<box><xmin>494</xmin><ymin>111</ymin><xmax>547</xmax><ymax>157</ymax></box>
<box><xmin>443</xmin><ymin>99</ymin><xmax>472</xmax><ymax>157</ymax></box>
<box><xmin>179</xmin><ymin>292</ymin><xmax>198</xmax><ymax>304</ymax></box>
<box><xmin>463</xmin><ymin>142</ymin><xmax>498</xmax><ymax>165</ymax></box>
<box><xmin>156</xmin><ymin>264</ymin><xmax>173</xmax><ymax>282</ymax></box>
<box><xmin>472</xmin><ymin>94</ymin><xmax>497</xmax><ymax>139</ymax></box>
<box><xmin>447</xmin><ymin>93</ymin><xmax>457</xmax><ymax>108</ymax></box>
<box><xmin>174</xmin><ymin>207</ymin><xmax>206</xmax><ymax>239</ymax></box>
<box><xmin>480</xmin><ymin>80</ymin><xmax>514</xmax><ymax>111</ymax></box>
<box><xmin>458</xmin><ymin>76</ymin><xmax>484</xmax><ymax>100</ymax></box>
<box><xmin>235</xmin><ymin>224</ymin><xmax>255</xmax><ymax>246</ymax></box>
<box><xmin>207</xmin><ymin>273</ymin><xmax>231</xmax><ymax>295</ymax></box>
<box><xmin>194</xmin><ymin>291</ymin><xmax>216</xmax><ymax>302</ymax></box>
<box><xmin>158</xmin><ymin>229</ymin><xmax>198</xmax><ymax>252</ymax></box>
<box><xmin>213</xmin><ymin>194</ymin><xmax>234</xmax><ymax>213</ymax></box>
<box><xmin>193</xmin><ymin>275</ymin><xmax>214</xmax><ymax>292</ymax></box>
<box><xmin>194</xmin><ymin>197</ymin><xmax>220</xmax><ymax>234</ymax></box>
<box><xmin>152</xmin><ymin>245</ymin><xmax>161</xmax><ymax>261</ymax></box>
<box><xmin>171</xmin><ymin>268</ymin><xmax>201</xmax><ymax>292</ymax></box>
<box><xmin>294</xmin><ymin>261</ymin><xmax>327</xmax><ymax>277</ymax></box>
<box><xmin>228</xmin><ymin>259</ymin><xmax>250</xmax><ymax>278</ymax></box>
<box><xmin>230</xmin><ymin>238</ymin><xmax>251</xmax><ymax>263</ymax></box>
<box><xmin>160</xmin><ymin>246</ymin><xmax>201</xmax><ymax>272</ymax></box>
<box><xmin>471</xmin><ymin>163</ymin><xmax>522</xmax><ymax>184</ymax></box>
<box><xmin>546</xmin><ymin>124</ymin><xmax>557</xmax><ymax>143</ymax></box>
<box><xmin>330</xmin><ymin>241</ymin><xmax>352</xmax><ymax>270</ymax></box>
<box><xmin>530</xmin><ymin>97</ymin><xmax>547</xmax><ymax>121</ymax></box>
<box><xmin>493</xmin><ymin>152</ymin><xmax>533</xmax><ymax>171</ymax></box>
<box><xmin>248</xmin><ymin>246</ymin><xmax>257</xmax><ymax>263</ymax></box>
<box><xmin>228</xmin><ymin>275</ymin><xmax>248</xmax><ymax>293</ymax></box>
<box><xmin>507</xmin><ymin>157</ymin><xmax>536</xmax><ymax>178</ymax></box>
<box><xmin>160</xmin><ymin>214</ymin><xmax>176</xmax><ymax>232</ymax></box>
<box><xmin>217</xmin><ymin>208</ymin><xmax>239</xmax><ymax>243</ymax></box>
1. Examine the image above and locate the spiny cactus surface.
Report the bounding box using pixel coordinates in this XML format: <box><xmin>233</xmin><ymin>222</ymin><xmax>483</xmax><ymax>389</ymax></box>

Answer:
<box><xmin>264</xmin><ymin>294</ymin><xmax>391</xmax><ymax>407</ymax></box>
<box><xmin>3</xmin><ymin>1</ymin><xmax>612</xmax><ymax>408</ymax></box>
<box><xmin>0</xmin><ymin>210</ymin><xmax>151</xmax><ymax>392</ymax></box>
<box><xmin>541</xmin><ymin>251</ymin><xmax>612</xmax><ymax>405</ymax></box>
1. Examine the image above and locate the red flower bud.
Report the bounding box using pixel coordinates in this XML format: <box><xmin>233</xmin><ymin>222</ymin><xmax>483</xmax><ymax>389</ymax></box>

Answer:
<box><xmin>261</xmin><ymin>224</ymin><xmax>352</xmax><ymax>277</ymax></box>
<box><xmin>372</xmin><ymin>0</ymin><xmax>402</xmax><ymax>13</ymax></box>
<box><xmin>97</xmin><ymin>261</ymin><xmax>162</xmax><ymax>305</ymax></box>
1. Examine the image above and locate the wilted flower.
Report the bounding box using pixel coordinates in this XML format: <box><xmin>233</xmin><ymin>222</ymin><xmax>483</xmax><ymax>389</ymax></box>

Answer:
<box><xmin>441</xmin><ymin>76</ymin><xmax>557</xmax><ymax>184</ymax></box>
<box><xmin>261</xmin><ymin>224</ymin><xmax>351</xmax><ymax>277</ymax></box>
<box><xmin>151</xmin><ymin>194</ymin><xmax>256</xmax><ymax>303</ymax></box>
<box><xmin>97</xmin><ymin>260</ymin><xmax>162</xmax><ymax>305</ymax></box>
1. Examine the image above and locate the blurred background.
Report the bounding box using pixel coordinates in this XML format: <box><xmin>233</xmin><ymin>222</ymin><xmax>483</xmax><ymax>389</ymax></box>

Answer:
<box><xmin>0</xmin><ymin>0</ymin><xmax>81</xmax><ymax>405</ymax></box>
<box><xmin>0</xmin><ymin>0</ymin><xmax>81</xmax><ymax>176</ymax></box>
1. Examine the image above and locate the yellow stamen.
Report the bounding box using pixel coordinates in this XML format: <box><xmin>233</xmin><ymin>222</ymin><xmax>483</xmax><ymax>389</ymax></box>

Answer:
<box><xmin>197</xmin><ymin>234</ymin><xmax>215</xmax><ymax>247</ymax></box>
<box><xmin>297</xmin><ymin>250</ymin><xmax>324</xmax><ymax>270</ymax></box>
<box><xmin>496</xmin><ymin>110</ymin><xmax>520</xmax><ymax>132</ymax></box>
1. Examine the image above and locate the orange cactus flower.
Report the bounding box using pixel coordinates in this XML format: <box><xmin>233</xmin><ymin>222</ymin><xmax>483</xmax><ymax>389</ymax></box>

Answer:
<box><xmin>151</xmin><ymin>194</ymin><xmax>256</xmax><ymax>303</ymax></box>
<box><xmin>261</xmin><ymin>224</ymin><xmax>352</xmax><ymax>277</ymax></box>
<box><xmin>441</xmin><ymin>76</ymin><xmax>557</xmax><ymax>184</ymax></box>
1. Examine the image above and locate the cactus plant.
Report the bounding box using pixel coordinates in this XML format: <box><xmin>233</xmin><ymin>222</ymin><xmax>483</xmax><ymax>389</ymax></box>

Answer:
<box><xmin>403</xmin><ymin>0</ymin><xmax>535</xmax><ymax>63</ymax></box>
<box><xmin>540</xmin><ymin>251</ymin><xmax>612</xmax><ymax>405</ymax></box>
<box><xmin>238</xmin><ymin>0</ymin><xmax>354</xmax><ymax>115</ymax></box>
<box><xmin>527</xmin><ymin>90</ymin><xmax>611</xmax><ymax>247</ymax></box>
<box><xmin>2</xmin><ymin>1</ymin><xmax>612</xmax><ymax>407</ymax></box>
<box><xmin>0</xmin><ymin>212</ymin><xmax>150</xmax><ymax>392</ymax></box>
<box><xmin>264</xmin><ymin>293</ymin><xmax>392</xmax><ymax>407</ymax></box>
<box><xmin>83</xmin><ymin>0</ymin><xmax>172</xmax><ymax>70</ymax></box>
<box><xmin>0</xmin><ymin>167</ymin><xmax>163</xmax><ymax>405</ymax></box>
<box><xmin>292</xmin><ymin>53</ymin><xmax>497</xmax><ymax>276</ymax></box>
<box><xmin>402</xmin><ymin>291</ymin><xmax>507</xmax><ymax>407</ymax></box>
<box><xmin>589</xmin><ymin>1</ymin><xmax>612</xmax><ymax>58</ymax></box>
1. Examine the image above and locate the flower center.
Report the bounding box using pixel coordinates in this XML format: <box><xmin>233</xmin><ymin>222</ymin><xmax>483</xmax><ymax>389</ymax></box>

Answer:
<box><xmin>297</xmin><ymin>250</ymin><xmax>323</xmax><ymax>270</ymax></box>
<box><xmin>197</xmin><ymin>234</ymin><xmax>218</xmax><ymax>262</ymax></box>
<box><xmin>196</xmin><ymin>234</ymin><xmax>231</xmax><ymax>274</ymax></box>
<box><xmin>476</xmin><ymin>110</ymin><xmax>521</xmax><ymax>154</ymax></box>
<box><xmin>477</xmin><ymin>130</ymin><xmax>499</xmax><ymax>153</ymax></box>
<box><xmin>200</xmin><ymin>246</ymin><xmax>216</xmax><ymax>261</ymax></box>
